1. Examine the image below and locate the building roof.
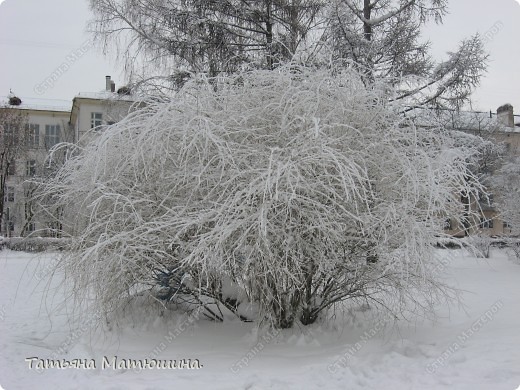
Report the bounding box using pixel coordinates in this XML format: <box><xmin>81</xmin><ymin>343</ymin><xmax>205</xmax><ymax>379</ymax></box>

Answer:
<box><xmin>405</xmin><ymin>106</ymin><xmax>520</xmax><ymax>133</ymax></box>
<box><xmin>73</xmin><ymin>91</ymin><xmax>136</xmax><ymax>102</ymax></box>
<box><xmin>0</xmin><ymin>97</ymin><xmax>71</xmax><ymax>113</ymax></box>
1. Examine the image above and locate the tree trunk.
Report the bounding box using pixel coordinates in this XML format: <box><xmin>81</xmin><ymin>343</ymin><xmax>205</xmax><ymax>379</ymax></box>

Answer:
<box><xmin>265</xmin><ymin>0</ymin><xmax>274</xmax><ymax>70</ymax></box>
<box><xmin>363</xmin><ymin>0</ymin><xmax>372</xmax><ymax>41</ymax></box>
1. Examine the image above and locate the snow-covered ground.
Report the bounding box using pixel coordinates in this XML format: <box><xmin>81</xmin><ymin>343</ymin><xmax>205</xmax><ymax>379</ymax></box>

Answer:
<box><xmin>0</xmin><ymin>248</ymin><xmax>519</xmax><ymax>390</ymax></box>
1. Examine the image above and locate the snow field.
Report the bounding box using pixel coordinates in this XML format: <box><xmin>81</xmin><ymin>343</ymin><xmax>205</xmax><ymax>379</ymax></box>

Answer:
<box><xmin>0</xmin><ymin>248</ymin><xmax>519</xmax><ymax>390</ymax></box>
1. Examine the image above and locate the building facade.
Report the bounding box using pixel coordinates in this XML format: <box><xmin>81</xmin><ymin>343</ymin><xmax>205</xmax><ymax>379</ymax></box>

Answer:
<box><xmin>1</xmin><ymin>103</ymin><xmax>72</xmax><ymax>237</ymax></box>
<box><xmin>71</xmin><ymin>76</ymin><xmax>136</xmax><ymax>144</ymax></box>
<box><xmin>1</xmin><ymin>76</ymin><xmax>136</xmax><ymax>238</ymax></box>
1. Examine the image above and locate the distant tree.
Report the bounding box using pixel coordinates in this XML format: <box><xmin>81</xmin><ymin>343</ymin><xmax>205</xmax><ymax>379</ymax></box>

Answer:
<box><xmin>0</xmin><ymin>104</ymin><xmax>28</xmax><ymax>236</ymax></box>
<box><xmin>20</xmin><ymin>155</ymin><xmax>51</xmax><ymax>237</ymax></box>
<box><xmin>30</xmin><ymin>127</ymin><xmax>75</xmax><ymax>238</ymax></box>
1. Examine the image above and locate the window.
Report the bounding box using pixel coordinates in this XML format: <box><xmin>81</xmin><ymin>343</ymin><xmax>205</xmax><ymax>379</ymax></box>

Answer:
<box><xmin>7</xmin><ymin>160</ymin><xmax>15</xmax><ymax>176</ymax></box>
<box><xmin>3</xmin><ymin>123</ymin><xmax>17</xmax><ymax>142</ymax></box>
<box><xmin>503</xmin><ymin>221</ymin><xmax>512</xmax><ymax>229</ymax></box>
<box><xmin>5</xmin><ymin>207</ymin><xmax>10</xmax><ymax>221</ymax></box>
<box><xmin>480</xmin><ymin>217</ymin><xmax>493</xmax><ymax>229</ymax></box>
<box><xmin>26</xmin><ymin>160</ymin><xmax>36</xmax><ymax>176</ymax></box>
<box><xmin>443</xmin><ymin>218</ymin><xmax>452</xmax><ymax>230</ymax></box>
<box><xmin>27</xmin><ymin>124</ymin><xmax>40</xmax><ymax>148</ymax></box>
<box><xmin>45</xmin><ymin>125</ymin><xmax>60</xmax><ymax>148</ymax></box>
<box><xmin>6</xmin><ymin>186</ymin><xmax>15</xmax><ymax>202</ymax></box>
<box><xmin>91</xmin><ymin>112</ymin><xmax>103</xmax><ymax>129</ymax></box>
<box><xmin>27</xmin><ymin>222</ymin><xmax>36</xmax><ymax>233</ymax></box>
<box><xmin>8</xmin><ymin>221</ymin><xmax>14</xmax><ymax>232</ymax></box>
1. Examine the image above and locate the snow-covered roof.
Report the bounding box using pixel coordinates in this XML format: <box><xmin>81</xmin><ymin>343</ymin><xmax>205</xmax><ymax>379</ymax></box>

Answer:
<box><xmin>74</xmin><ymin>91</ymin><xmax>136</xmax><ymax>102</ymax></box>
<box><xmin>0</xmin><ymin>97</ymin><xmax>71</xmax><ymax>113</ymax></box>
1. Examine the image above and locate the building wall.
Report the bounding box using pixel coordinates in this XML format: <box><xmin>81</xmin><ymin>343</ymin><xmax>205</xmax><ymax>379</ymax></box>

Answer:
<box><xmin>2</xmin><ymin>80</ymin><xmax>136</xmax><ymax>238</ymax></box>
<box><xmin>465</xmin><ymin>119</ymin><xmax>520</xmax><ymax>237</ymax></box>
<box><xmin>72</xmin><ymin>96</ymin><xmax>134</xmax><ymax>144</ymax></box>
<box><xmin>434</xmin><ymin>107</ymin><xmax>520</xmax><ymax>238</ymax></box>
<box><xmin>2</xmin><ymin>108</ymin><xmax>71</xmax><ymax>237</ymax></box>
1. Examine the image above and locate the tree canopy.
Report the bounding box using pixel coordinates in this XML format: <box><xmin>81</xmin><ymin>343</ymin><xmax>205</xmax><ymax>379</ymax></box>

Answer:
<box><xmin>88</xmin><ymin>0</ymin><xmax>487</xmax><ymax>109</ymax></box>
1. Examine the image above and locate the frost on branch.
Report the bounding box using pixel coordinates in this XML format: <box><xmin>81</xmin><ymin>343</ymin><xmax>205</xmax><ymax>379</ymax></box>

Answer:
<box><xmin>41</xmin><ymin>66</ymin><xmax>484</xmax><ymax>329</ymax></box>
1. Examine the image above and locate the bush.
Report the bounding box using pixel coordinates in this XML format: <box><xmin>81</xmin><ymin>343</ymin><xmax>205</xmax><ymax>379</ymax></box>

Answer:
<box><xmin>469</xmin><ymin>235</ymin><xmax>492</xmax><ymax>258</ymax></box>
<box><xmin>39</xmin><ymin>65</ymin><xmax>485</xmax><ymax>329</ymax></box>
<box><xmin>501</xmin><ymin>237</ymin><xmax>520</xmax><ymax>264</ymax></box>
<box><xmin>0</xmin><ymin>237</ymin><xmax>70</xmax><ymax>252</ymax></box>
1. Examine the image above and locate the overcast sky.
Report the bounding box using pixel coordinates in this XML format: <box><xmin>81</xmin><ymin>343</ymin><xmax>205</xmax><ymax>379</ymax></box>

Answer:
<box><xmin>0</xmin><ymin>0</ymin><xmax>519</xmax><ymax>113</ymax></box>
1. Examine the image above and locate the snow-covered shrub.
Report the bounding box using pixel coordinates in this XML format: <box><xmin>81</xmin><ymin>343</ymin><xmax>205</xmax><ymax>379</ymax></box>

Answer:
<box><xmin>469</xmin><ymin>235</ymin><xmax>492</xmax><ymax>258</ymax></box>
<box><xmin>0</xmin><ymin>237</ymin><xmax>70</xmax><ymax>252</ymax></box>
<box><xmin>39</xmin><ymin>65</ymin><xmax>485</xmax><ymax>329</ymax></box>
<box><xmin>501</xmin><ymin>237</ymin><xmax>520</xmax><ymax>264</ymax></box>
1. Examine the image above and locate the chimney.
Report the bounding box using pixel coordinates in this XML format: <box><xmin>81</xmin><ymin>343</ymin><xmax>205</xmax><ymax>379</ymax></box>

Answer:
<box><xmin>105</xmin><ymin>75</ymin><xmax>111</xmax><ymax>92</ymax></box>
<box><xmin>497</xmin><ymin>104</ymin><xmax>514</xmax><ymax>127</ymax></box>
<box><xmin>111</xmin><ymin>80</ymin><xmax>116</xmax><ymax>93</ymax></box>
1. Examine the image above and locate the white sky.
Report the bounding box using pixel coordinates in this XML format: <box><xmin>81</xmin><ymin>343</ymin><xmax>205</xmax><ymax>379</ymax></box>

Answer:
<box><xmin>0</xmin><ymin>0</ymin><xmax>519</xmax><ymax>113</ymax></box>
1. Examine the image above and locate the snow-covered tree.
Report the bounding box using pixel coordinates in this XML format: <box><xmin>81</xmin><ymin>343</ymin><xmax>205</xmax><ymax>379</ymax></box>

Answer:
<box><xmin>40</xmin><ymin>66</ymin><xmax>486</xmax><ymax>328</ymax></box>
<box><xmin>327</xmin><ymin>0</ymin><xmax>487</xmax><ymax>109</ymax></box>
<box><xmin>88</xmin><ymin>0</ymin><xmax>487</xmax><ymax>107</ymax></box>
<box><xmin>88</xmin><ymin>0</ymin><xmax>326</xmax><ymax>82</ymax></box>
<box><xmin>0</xmin><ymin>102</ymin><xmax>28</xmax><ymax>236</ymax></box>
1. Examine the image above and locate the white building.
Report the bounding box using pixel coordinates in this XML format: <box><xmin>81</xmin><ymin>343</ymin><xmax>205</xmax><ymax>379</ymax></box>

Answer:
<box><xmin>70</xmin><ymin>76</ymin><xmax>136</xmax><ymax>144</ymax></box>
<box><xmin>1</xmin><ymin>101</ymin><xmax>72</xmax><ymax>237</ymax></box>
<box><xmin>1</xmin><ymin>76</ymin><xmax>137</xmax><ymax>237</ymax></box>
